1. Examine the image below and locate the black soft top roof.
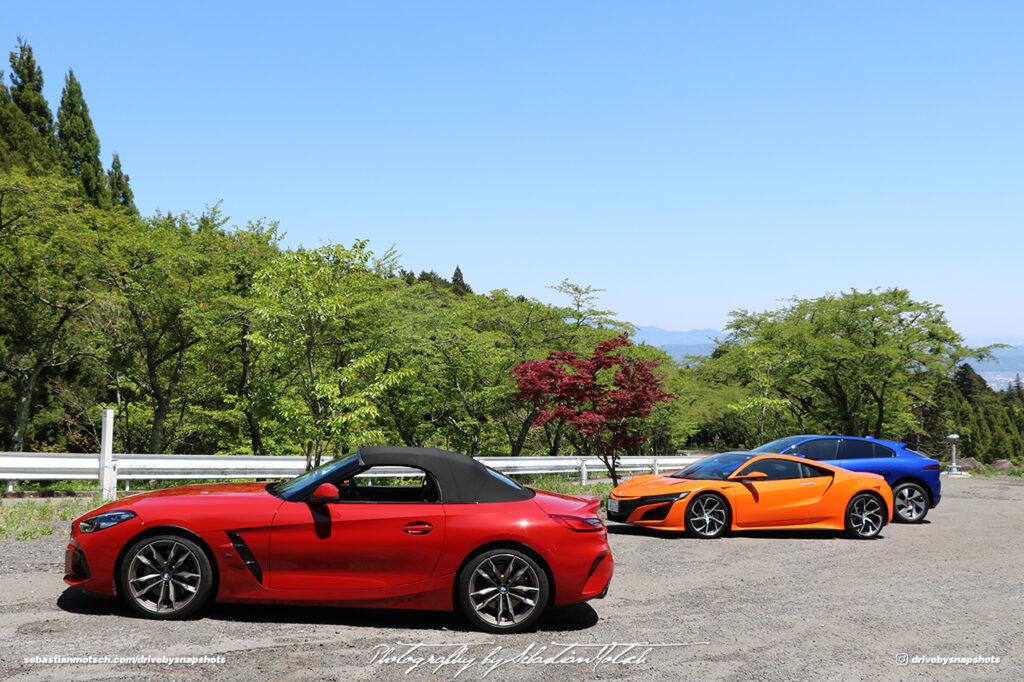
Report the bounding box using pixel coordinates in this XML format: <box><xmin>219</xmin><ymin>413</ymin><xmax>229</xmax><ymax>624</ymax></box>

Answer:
<box><xmin>357</xmin><ymin>446</ymin><xmax>535</xmax><ymax>504</ymax></box>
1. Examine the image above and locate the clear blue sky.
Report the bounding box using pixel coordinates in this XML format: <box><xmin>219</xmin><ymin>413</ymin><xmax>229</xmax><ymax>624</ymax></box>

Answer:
<box><xmin>7</xmin><ymin>1</ymin><xmax>1024</xmax><ymax>341</ymax></box>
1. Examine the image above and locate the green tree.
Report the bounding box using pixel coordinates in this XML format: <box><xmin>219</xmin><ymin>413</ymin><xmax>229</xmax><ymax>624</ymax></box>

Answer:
<box><xmin>451</xmin><ymin>265</ymin><xmax>472</xmax><ymax>295</ymax></box>
<box><xmin>204</xmin><ymin>218</ymin><xmax>283</xmax><ymax>456</ymax></box>
<box><xmin>0</xmin><ymin>70</ymin><xmax>58</xmax><ymax>172</ymax></box>
<box><xmin>713</xmin><ymin>288</ymin><xmax>983</xmax><ymax>439</ymax></box>
<box><xmin>248</xmin><ymin>241</ymin><xmax>411</xmax><ymax>468</ymax></box>
<box><xmin>57</xmin><ymin>69</ymin><xmax>107</xmax><ymax>206</ymax></box>
<box><xmin>106</xmin><ymin>153</ymin><xmax>136</xmax><ymax>212</ymax></box>
<box><xmin>0</xmin><ymin>171</ymin><xmax>97</xmax><ymax>450</ymax></box>
<box><xmin>96</xmin><ymin>208</ymin><xmax>231</xmax><ymax>453</ymax></box>
<box><xmin>8</xmin><ymin>37</ymin><xmax>53</xmax><ymax>140</ymax></box>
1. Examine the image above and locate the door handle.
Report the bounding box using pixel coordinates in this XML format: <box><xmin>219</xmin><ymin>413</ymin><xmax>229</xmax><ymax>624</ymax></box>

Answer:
<box><xmin>403</xmin><ymin>521</ymin><xmax>433</xmax><ymax>535</ymax></box>
<box><xmin>800</xmin><ymin>482</ymin><xmax>816</xmax><ymax>486</ymax></box>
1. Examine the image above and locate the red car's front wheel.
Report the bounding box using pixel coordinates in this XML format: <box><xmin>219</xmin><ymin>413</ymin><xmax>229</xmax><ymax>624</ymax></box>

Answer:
<box><xmin>119</xmin><ymin>534</ymin><xmax>213</xmax><ymax>619</ymax></box>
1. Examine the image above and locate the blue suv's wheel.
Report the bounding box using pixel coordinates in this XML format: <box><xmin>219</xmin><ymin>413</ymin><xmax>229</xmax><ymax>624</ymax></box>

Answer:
<box><xmin>892</xmin><ymin>482</ymin><xmax>929</xmax><ymax>523</ymax></box>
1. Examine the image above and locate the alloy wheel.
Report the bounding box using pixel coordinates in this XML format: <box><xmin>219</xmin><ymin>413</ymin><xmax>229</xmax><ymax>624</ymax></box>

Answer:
<box><xmin>126</xmin><ymin>539</ymin><xmax>204</xmax><ymax>614</ymax></box>
<box><xmin>466</xmin><ymin>553</ymin><xmax>541</xmax><ymax>628</ymax></box>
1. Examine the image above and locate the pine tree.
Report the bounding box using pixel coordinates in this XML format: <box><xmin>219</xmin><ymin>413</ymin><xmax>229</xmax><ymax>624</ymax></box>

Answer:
<box><xmin>56</xmin><ymin>69</ymin><xmax>107</xmax><ymax>206</ymax></box>
<box><xmin>8</xmin><ymin>37</ymin><xmax>53</xmax><ymax>139</ymax></box>
<box><xmin>0</xmin><ymin>68</ymin><xmax>57</xmax><ymax>171</ymax></box>
<box><xmin>107</xmin><ymin>153</ymin><xmax>136</xmax><ymax>211</ymax></box>
<box><xmin>451</xmin><ymin>265</ymin><xmax>473</xmax><ymax>295</ymax></box>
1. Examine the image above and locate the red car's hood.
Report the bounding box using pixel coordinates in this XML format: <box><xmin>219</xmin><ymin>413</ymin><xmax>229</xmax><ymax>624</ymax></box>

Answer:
<box><xmin>80</xmin><ymin>482</ymin><xmax>283</xmax><ymax>532</ymax></box>
<box><xmin>128</xmin><ymin>482</ymin><xmax>272</xmax><ymax>499</ymax></box>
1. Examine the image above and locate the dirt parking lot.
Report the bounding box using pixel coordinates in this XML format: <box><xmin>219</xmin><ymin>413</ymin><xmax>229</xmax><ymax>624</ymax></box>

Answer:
<box><xmin>1</xmin><ymin>475</ymin><xmax>1022</xmax><ymax>681</ymax></box>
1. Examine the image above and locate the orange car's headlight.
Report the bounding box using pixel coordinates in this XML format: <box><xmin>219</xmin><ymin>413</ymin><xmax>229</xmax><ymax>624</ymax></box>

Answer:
<box><xmin>643</xmin><ymin>491</ymin><xmax>691</xmax><ymax>504</ymax></box>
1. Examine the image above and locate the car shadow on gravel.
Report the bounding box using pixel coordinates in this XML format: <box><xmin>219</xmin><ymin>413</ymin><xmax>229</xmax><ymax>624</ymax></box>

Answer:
<box><xmin>56</xmin><ymin>587</ymin><xmax>599</xmax><ymax>633</ymax></box>
<box><xmin>605</xmin><ymin>524</ymin><xmax>686</xmax><ymax>539</ymax></box>
<box><xmin>728</xmin><ymin>529</ymin><xmax>879</xmax><ymax>540</ymax></box>
<box><xmin>606</xmin><ymin>524</ymin><xmax>884</xmax><ymax>541</ymax></box>
<box><xmin>57</xmin><ymin>587</ymin><xmax>127</xmax><ymax>616</ymax></box>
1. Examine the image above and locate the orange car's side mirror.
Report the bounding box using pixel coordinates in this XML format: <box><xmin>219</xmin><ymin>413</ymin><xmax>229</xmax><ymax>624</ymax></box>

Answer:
<box><xmin>733</xmin><ymin>471</ymin><xmax>769</xmax><ymax>481</ymax></box>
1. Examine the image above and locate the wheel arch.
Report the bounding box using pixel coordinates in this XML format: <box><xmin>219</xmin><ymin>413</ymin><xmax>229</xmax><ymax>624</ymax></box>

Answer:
<box><xmin>890</xmin><ymin>477</ymin><xmax>932</xmax><ymax>505</ymax></box>
<box><xmin>452</xmin><ymin>540</ymin><xmax>556</xmax><ymax>608</ymax></box>
<box><xmin>852</xmin><ymin>488</ymin><xmax>890</xmax><ymax>520</ymax></box>
<box><xmin>684</xmin><ymin>489</ymin><xmax>733</xmax><ymax>520</ymax></box>
<box><xmin>113</xmin><ymin>525</ymin><xmax>220</xmax><ymax>601</ymax></box>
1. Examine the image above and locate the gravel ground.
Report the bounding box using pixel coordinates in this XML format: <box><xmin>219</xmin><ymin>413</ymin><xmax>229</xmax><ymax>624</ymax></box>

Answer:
<box><xmin>1</xmin><ymin>475</ymin><xmax>1021</xmax><ymax>681</ymax></box>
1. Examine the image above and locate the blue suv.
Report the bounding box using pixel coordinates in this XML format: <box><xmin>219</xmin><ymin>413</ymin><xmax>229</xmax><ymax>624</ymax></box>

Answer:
<box><xmin>752</xmin><ymin>435</ymin><xmax>941</xmax><ymax>524</ymax></box>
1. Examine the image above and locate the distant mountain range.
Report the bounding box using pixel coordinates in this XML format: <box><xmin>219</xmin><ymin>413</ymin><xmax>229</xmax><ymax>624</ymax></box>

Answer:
<box><xmin>634</xmin><ymin>326</ymin><xmax>1023</xmax><ymax>389</ymax></box>
<box><xmin>632</xmin><ymin>326</ymin><xmax>718</xmax><ymax>361</ymax></box>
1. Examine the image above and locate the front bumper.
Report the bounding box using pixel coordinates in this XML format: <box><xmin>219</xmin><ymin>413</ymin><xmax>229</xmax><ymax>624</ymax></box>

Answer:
<box><xmin>606</xmin><ymin>495</ymin><xmax>677</xmax><ymax>524</ymax></box>
<box><xmin>64</xmin><ymin>540</ymin><xmax>91</xmax><ymax>583</ymax></box>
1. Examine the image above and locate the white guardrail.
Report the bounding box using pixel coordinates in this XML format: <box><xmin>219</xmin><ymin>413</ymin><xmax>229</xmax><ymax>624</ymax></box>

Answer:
<box><xmin>0</xmin><ymin>410</ymin><xmax>704</xmax><ymax>499</ymax></box>
<box><xmin>0</xmin><ymin>452</ymin><xmax>703</xmax><ymax>497</ymax></box>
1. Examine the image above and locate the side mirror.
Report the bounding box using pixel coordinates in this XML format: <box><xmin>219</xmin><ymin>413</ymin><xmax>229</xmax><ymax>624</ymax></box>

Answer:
<box><xmin>308</xmin><ymin>482</ymin><xmax>340</xmax><ymax>503</ymax></box>
<box><xmin>733</xmin><ymin>470</ymin><xmax>768</xmax><ymax>482</ymax></box>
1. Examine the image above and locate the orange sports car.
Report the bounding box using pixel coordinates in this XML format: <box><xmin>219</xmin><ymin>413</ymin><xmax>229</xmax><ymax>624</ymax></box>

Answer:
<box><xmin>607</xmin><ymin>452</ymin><xmax>893</xmax><ymax>539</ymax></box>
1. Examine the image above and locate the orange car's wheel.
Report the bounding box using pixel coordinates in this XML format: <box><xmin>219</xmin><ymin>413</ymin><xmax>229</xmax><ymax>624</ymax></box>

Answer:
<box><xmin>684</xmin><ymin>493</ymin><xmax>730</xmax><ymax>539</ymax></box>
<box><xmin>845</xmin><ymin>493</ymin><xmax>885</xmax><ymax>539</ymax></box>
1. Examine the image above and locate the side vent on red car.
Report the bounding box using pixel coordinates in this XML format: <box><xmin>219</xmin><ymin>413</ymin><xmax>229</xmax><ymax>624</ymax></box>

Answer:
<box><xmin>226</xmin><ymin>531</ymin><xmax>264</xmax><ymax>584</ymax></box>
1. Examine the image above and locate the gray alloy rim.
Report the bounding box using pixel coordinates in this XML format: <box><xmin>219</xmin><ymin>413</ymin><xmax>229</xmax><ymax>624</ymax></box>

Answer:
<box><xmin>127</xmin><ymin>539</ymin><xmax>202</xmax><ymax>614</ymax></box>
<box><xmin>895</xmin><ymin>486</ymin><xmax>927</xmax><ymax>521</ymax></box>
<box><xmin>689</xmin><ymin>495</ymin><xmax>727</xmax><ymax>536</ymax></box>
<box><xmin>468</xmin><ymin>554</ymin><xmax>540</xmax><ymax>628</ymax></box>
<box><xmin>849</xmin><ymin>496</ymin><xmax>884</xmax><ymax>537</ymax></box>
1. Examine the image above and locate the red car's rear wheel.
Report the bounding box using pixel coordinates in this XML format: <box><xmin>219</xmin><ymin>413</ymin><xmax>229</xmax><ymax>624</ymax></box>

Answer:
<box><xmin>457</xmin><ymin>549</ymin><xmax>549</xmax><ymax>633</ymax></box>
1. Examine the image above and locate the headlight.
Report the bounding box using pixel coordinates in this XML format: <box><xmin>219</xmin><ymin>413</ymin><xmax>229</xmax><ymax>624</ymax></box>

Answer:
<box><xmin>79</xmin><ymin>510</ymin><xmax>137</xmax><ymax>533</ymax></box>
<box><xmin>644</xmin><ymin>491</ymin><xmax>691</xmax><ymax>504</ymax></box>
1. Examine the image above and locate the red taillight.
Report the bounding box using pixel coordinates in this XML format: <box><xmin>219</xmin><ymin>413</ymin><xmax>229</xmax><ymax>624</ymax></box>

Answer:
<box><xmin>550</xmin><ymin>514</ymin><xmax>604</xmax><ymax>532</ymax></box>
<box><xmin>924</xmin><ymin>464</ymin><xmax>939</xmax><ymax>470</ymax></box>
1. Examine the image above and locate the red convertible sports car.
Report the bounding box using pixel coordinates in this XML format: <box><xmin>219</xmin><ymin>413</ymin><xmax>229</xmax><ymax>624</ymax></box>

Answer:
<box><xmin>64</xmin><ymin>447</ymin><xmax>614</xmax><ymax>633</ymax></box>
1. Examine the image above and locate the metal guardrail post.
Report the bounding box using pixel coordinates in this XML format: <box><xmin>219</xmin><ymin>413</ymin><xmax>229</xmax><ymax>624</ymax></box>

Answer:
<box><xmin>652</xmin><ymin>458</ymin><xmax>660</xmax><ymax>475</ymax></box>
<box><xmin>6</xmin><ymin>480</ymin><xmax>12</xmax><ymax>493</ymax></box>
<box><xmin>100</xmin><ymin>408</ymin><xmax>116</xmax><ymax>500</ymax></box>
<box><xmin>580</xmin><ymin>458</ymin><xmax>588</xmax><ymax>485</ymax></box>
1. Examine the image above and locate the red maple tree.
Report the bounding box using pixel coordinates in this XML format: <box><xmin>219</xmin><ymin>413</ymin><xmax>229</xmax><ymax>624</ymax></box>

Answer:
<box><xmin>511</xmin><ymin>334</ymin><xmax>675</xmax><ymax>485</ymax></box>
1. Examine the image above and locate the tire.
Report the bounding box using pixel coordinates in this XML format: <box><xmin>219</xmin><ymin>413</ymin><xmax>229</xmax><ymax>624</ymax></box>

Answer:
<box><xmin>892</xmin><ymin>482</ymin><xmax>929</xmax><ymax>523</ymax></box>
<box><xmin>684</xmin><ymin>493</ymin><xmax>730</xmax><ymax>539</ymax></box>
<box><xmin>119</xmin><ymin>534</ymin><xmax>214</xmax><ymax>619</ymax></box>
<box><xmin>456</xmin><ymin>548</ymin><xmax>549</xmax><ymax>633</ymax></box>
<box><xmin>845</xmin><ymin>493</ymin><xmax>885</xmax><ymax>539</ymax></box>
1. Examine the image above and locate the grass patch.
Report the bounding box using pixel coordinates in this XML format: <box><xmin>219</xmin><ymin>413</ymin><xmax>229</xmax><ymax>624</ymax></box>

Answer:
<box><xmin>973</xmin><ymin>467</ymin><xmax>1024</xmax><ymax>477</ymax></box>
<box><xmin>13</xmin><ymin>477</ymin><xmax>281</xmax><ymax>494</ymax></box>
<box><xmin>16</xmin><ymin>524</ymin><xmax>55</xmax><ymax>541</ymax></box>
<box><xmin>0</xmin><ymin>496</ymin><xmax>102</xmax><ymax>542</ymax></box>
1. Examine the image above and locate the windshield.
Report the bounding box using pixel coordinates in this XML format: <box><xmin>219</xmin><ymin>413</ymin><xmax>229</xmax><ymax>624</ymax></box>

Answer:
<box><xmin>671</xmin><ymin>453</ymin><xmax>755</xmax><ymax>480</ymax></box>
<box><xmin>270</xmin><ymin>454</ymin><xmax>359</xmax><ymax>499</ymax></box>
<box><xmin>751</xmin><ymin>436</ymin><xmax>807</xmax><ymax>454</ymax></box>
